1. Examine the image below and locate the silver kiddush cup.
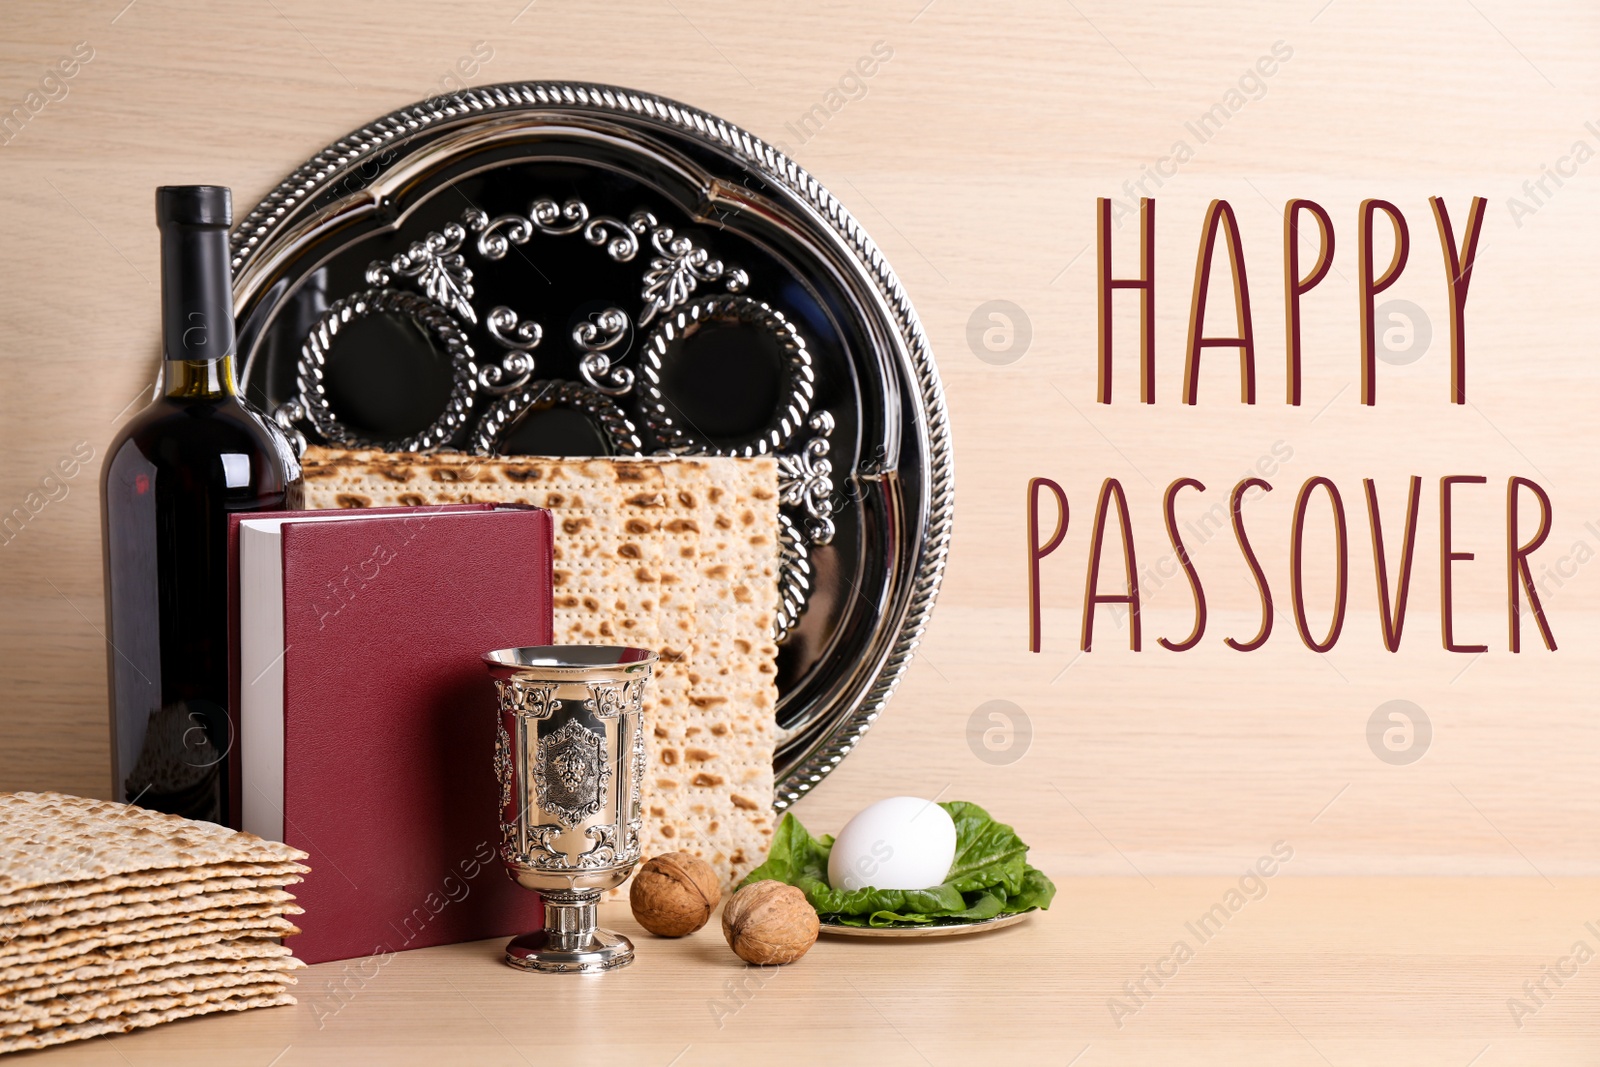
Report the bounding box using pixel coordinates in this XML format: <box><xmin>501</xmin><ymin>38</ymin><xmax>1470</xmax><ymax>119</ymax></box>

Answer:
<box><xmin>482</xmin><ymin>645</ymin><xmax>656</xmax><ymax>973</ymax></box>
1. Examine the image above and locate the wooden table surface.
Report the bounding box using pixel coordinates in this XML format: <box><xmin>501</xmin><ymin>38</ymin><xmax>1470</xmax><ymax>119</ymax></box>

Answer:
<box><xmin>16</xmin><ymin>878</ymin><xmax>1600</xmax><ymax>1065</ymax></box>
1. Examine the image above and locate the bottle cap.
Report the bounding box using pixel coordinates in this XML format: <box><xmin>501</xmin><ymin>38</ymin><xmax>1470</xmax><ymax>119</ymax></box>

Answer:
<box><xmin>156</xmin><ymin>186</ymin><xmax>232</xmax><ymax>228</ymax></box>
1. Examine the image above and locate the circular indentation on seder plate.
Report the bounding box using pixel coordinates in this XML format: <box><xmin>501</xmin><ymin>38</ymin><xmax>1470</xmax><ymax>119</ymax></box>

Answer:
<box><xmin>639</xmin><ymin>296</ymin><xmax>813</xmax><ymax>457</ymax></box>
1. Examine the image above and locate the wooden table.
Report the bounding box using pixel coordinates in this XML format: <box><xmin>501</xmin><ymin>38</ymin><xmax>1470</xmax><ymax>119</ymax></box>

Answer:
<box><xmin>20</xmin><ymin>878</ymin><xmax>1600</xmax><ymax>1065</ymax></box>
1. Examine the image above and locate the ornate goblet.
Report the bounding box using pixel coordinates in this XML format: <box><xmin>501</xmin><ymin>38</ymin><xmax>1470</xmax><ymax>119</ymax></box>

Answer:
<box><xmin>482</xmin><ymin>645</ymin><xmax>656</xmax><ymax>973</ymax></box>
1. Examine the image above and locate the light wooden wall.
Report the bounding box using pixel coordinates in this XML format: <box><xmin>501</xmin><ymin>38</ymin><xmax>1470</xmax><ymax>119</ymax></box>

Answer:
<box><xmin>1</xmin><ymin>0</ymin><xmax>1594</xmax><ymax>876</ymax></box>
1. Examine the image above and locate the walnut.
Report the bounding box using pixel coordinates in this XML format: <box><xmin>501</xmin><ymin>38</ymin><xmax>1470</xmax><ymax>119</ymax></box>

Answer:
<box><xmin>720</xmin><ymin>880</ymin><xmax>818</xmax><ymax>965</ymax></box>
<box><xmin>629</xmin><ymin>852</ymin><xmax>722</xmax><ymax>937</ymax></box>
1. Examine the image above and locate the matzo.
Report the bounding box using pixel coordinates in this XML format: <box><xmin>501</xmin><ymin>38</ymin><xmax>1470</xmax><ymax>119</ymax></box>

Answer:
<box><xmin>0</xmin><ymin>934</ymin><xmax>291</xmax><ymax>985</ymax></box>
<box><xmin>0</xmin><ymin>872</ymin><xmax>304</xmax><ymax>924</ymax></box>
<box><xmin>2</xmin><ymin>904</ymin><xmax>301</xmax><ymax>958</ymax></box>
<box><xmin>0</xmin><ymin>941</ymin><xmax>299</xmax><ymax>997</ymax></box>
<box><xmin>0</xmin><ymin>990</ymin><xmax>296</xmax><ymax>1055</ymax></box>
<box><xmin>301</xmin><ymin>448</ymin><xmax>779</xmax><ymax>888</ymax></box>
<box><xmin>2</xmin><ymin>888</ymin><xmax>298</xmax><ymax>940</ymax></box>
<box><xmin>0</xmin><ymin>862</ymin><xmax>309</xmax><ymax>911</ymax></box>
<box><xmin>0</xmin><ymin>794</ymin><xmax>307</xmax><ymax>1052</ymax></box>
<box><xmin>0</xmin><ymin>792</ymin><xmax>306</xmax><ymax>896</ymax></box>
<box><xmin>2</xmin><ymin>968</ymin><xmax>299</xmax><ymax>1024</ymax></box>
<box><xmin>0</xmin><ymin>981</ymin><xmax>294</xmax><ymax>1040</ymax></box>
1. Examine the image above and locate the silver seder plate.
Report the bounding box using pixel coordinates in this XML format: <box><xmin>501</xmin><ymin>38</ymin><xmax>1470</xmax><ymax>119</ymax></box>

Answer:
<box><xmin>818</xmin><ymin>912</ymin><xmax>1034</xmax><ymax>938</ymax></box>
<box><xmin>228</xmin><ymin>82</ymin><xmax>953</xmax><ymax>810</ymax></box>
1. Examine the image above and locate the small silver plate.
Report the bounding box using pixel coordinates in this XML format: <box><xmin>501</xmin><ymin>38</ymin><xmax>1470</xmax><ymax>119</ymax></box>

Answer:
<box><xmin>817</xmin><ymin>911</ymin><xmax>1035</xmax><ymax>939</ymax></box>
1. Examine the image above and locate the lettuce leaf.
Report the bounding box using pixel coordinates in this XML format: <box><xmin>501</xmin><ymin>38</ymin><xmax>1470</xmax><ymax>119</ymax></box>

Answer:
<box><xmin>741</xmin><ymin>801</ymin><xmax>1055</xmax><ymax>928</ymax></box>
<box><xmin>942</xmin><ymin>800</ymin><xmax>1029</xmax><ymax>895</ymax></box>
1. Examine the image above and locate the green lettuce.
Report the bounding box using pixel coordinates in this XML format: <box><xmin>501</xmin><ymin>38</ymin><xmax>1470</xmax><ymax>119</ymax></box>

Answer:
<box><xmin>741</xmin><ymin>801</ymin><xmax>1056</xmax><ymax>929</ymax></box>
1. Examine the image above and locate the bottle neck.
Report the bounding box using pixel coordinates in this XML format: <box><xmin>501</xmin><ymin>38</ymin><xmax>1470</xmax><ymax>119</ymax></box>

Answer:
<box><xmin>159</xmin><ymin>215</ymin><xmax>236</xmax><ymax>366</ymax></box>
<box><xmin>164</xmin><ymin>354</ymin><xmax>239</xmax><ymax>399</ymax></box>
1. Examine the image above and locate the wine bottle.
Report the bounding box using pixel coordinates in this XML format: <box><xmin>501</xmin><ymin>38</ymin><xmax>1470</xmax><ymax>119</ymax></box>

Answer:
<box><xmin>101</xmin><ymin>186</ymin><xmax>302</xmax><ymax>826</ymax></box>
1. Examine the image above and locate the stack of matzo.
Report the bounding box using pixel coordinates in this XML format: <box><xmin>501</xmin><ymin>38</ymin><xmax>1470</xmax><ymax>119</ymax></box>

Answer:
<box><xmin>0</xmin><ymin>792</ymin><xmax>307</xmax><ymax>1053</ymax></box>
<box><xmin>300</xmin><ymin>448</ymin><xmax>779</xmax><ymax>891</ymax></box>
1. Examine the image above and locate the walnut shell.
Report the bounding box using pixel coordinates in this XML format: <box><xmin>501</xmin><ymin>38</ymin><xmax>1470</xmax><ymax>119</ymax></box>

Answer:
<box><xmin>630</xmin><ymin>852</ymin><xmax>723</xmax><ymax>937</ymax></box>
<box><xmin>720</xmin><ymin>879</ymin><xmax>819</xmax><ymax>965</ymax></box>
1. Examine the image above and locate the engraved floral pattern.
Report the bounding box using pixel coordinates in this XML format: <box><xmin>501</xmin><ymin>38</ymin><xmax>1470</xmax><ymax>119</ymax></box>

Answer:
<box><xmin>496</xmin><ymin>680</ymin><xmax>556</xmax><ymax>718</ymax></box>
<box><xmin>576</xmin><ymin>823</ymin><xmax>619</xmax><ymax>868</ymax></box>
<box><xmin>512</xmin><ymin>823</ymin><xmax>565</xmax><ymax>866</ymax></box>
<box><xmin>777</xmin><ymin>411</ymin><xmax>838</xmax><ymax>545</ymax></box>
<box><xmin>462</xmin><ymin>209</ymin><xmax>532</xmax><ymax>260</ymax></box>
<box><xmin>573</xmin><ymin>307</ymin><xmax>633</xmax><ymax>396</ymax></box>
<box><xmin>494</xmin><ymin>716</ymin><xmax>514</xmax><ymax>816</ymax></box>
<box><xmin>532</xmin><ymin>717</ymin><xmax>610</xmax><ymax>828</ymax></box>
<box><xmin>464</xmin><ymin>199</ymin><xmax>640</xmax><ymax>263</ymax></box>
<box><xmin>234</xmin><ymin>84</ymin><xmax>951</xmax><ymax>816</ymax></box>
<box><xmin>626</xmin><ymin>714</ymin><xmax>646</xmax><ymax>850</ymax></box>
<box><xmin>587</xmin><ymin>678</ymin><xmax>645</xmax><ymax>719</ymax></box>
<box><xmin>365</xmin><ymin>223</ymin><xmax>476</xmax><ymax>323</ymax></box>
<box><xmin>462</xmin><ymin>197</ymin><xmax>745</xmax><ymax>328</ymax></box>
<box><xmin>638</xmin><ymin>222</ymin><xmax>748</xmax><ymax>325</ymax></box>
<box><xmin>478</xmin><ymin>306</ymin><xmax>543</xmax><ymax>395</ymax></box>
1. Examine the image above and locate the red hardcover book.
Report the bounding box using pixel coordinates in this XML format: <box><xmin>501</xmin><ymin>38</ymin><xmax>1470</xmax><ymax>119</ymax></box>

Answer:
<box><xmin>225</xmin><ymin>504</ymin><xmax>487</xmax><ymax>824</ymax></box>
<box><xmin>228</xmin><ymin>504</ymin><xmax>549</xmax><ymax>964</ymax></box>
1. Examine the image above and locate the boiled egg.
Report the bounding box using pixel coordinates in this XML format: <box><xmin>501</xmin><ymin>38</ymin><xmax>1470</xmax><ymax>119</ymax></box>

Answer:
<box><xmin>827</xmin><ymin>796</ymin><xmax>957</xmax><ymax>892</ymax></box>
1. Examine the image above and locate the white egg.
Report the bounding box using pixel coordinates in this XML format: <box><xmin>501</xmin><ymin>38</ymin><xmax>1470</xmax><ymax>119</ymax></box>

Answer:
<box><xmin>827</xmin><ymin>796</ymin><xmax>958</xmax><ymax>892</ymax></box>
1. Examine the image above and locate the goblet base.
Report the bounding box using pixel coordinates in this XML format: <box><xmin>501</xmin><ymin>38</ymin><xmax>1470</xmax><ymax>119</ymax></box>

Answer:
<box><xmin>504</xmin><ymin>928</ymin><xmax>635</xmax><ymax>973</ymax></box>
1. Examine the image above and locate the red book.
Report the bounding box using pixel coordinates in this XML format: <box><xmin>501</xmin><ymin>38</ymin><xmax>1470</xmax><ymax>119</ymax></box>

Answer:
<box><xmin>228</xmin><ymin>504</ymin><xmax>549</xmax><ymax>964</ymax></box>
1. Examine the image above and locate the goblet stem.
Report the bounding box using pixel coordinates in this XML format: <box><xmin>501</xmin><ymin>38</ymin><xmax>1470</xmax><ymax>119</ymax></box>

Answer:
<box><xmin>540</xmin><ymin>890</ymin><xmax>601</xmax><ymax>951</ymax></box>
<box><xmin>505</xmin><ymin>888</ymin><xmax>634</xmax><ymax>973</ymax></box>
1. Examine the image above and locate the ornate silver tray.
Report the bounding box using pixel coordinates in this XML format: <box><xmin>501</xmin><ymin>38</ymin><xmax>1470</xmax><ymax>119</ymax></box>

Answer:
<box><xmin>228</xmin><ymin>83</ymin><xmax>952</xmax><ymax>810</ymax></box>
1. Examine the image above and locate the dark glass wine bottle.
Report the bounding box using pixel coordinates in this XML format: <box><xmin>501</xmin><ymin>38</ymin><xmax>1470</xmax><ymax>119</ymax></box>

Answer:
<box><xmin>101</xmin><ymin>186</ymin><xmax>302</xmax><ymax>826</ymax></box>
